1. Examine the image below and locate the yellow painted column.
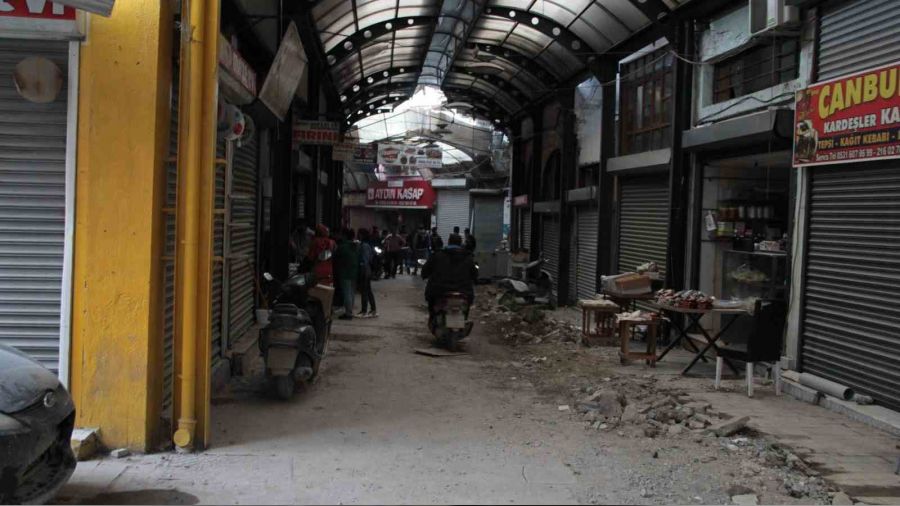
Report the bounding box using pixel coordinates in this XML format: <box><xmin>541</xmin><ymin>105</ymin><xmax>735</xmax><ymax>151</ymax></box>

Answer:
<box><xmin>70</xmin><ymin>1</ymin><xmax>174</xmax><ymax>451</ymax></box>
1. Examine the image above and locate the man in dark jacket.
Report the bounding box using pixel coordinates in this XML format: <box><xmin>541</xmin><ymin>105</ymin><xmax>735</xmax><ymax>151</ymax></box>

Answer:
<box><xmin>464</xmin><ymin>228</ymin><xmax>477</xmax><ymax>252</ymax></box>
<box><xmin>334</xmin><ymin>228</ymin><xmax>360</xmax><ymax>320</ymax></box>
<box><xmin>421</xmin><ymin>234</ymin><xmax>478</xmax><ymax>318</ymax></box>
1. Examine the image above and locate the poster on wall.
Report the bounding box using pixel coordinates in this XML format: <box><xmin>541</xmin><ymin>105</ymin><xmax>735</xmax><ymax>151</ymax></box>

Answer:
<box><xmin>365</xmin><ymin>180</ymin><xmax>436</xmax><ymax>209</ymax></box>
<box><xmin>794</xmin><ymin>61</ymin><xmax>900</xmax><ymax>167</ymax></box>
<box><xmin>377</xmin><ymin>143</ymin><xmax>442</xmax><ymax>176</ymax></box>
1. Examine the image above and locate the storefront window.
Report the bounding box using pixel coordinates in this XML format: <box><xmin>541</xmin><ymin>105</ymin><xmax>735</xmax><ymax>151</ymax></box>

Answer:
<box><xmin>619</xmin><ymin>47</ymin><xmax>674</xmax><ymax>155</ymax></box>
<box><xmin>713</xmin><ymin>38</ymin><xmax>799</xmax><ymax>103</ymax></box>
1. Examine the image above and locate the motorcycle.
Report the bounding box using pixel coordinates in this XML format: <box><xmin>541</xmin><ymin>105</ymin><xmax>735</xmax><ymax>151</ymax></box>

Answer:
<box><xmin>259</xmin><ymin>257</ymin><xmax>334</xmax><ymax>400</ymax></box>
<box><xmin>371</xmin><ymin>245</ymin><xmax>385</xmax><ymax>280</ymax></box>
<box><xmin>418</xmin><ymin>258</ymin><xmax>475</xmax><ymax>350</ymax></box>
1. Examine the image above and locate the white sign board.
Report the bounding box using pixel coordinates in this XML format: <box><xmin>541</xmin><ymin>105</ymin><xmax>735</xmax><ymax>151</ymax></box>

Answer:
<box><xmin>259</xmin><ymin>22</ymin><xmax>307</xmax><ymax>121</ymax></box>
<box><xmin>377</xmin><ymin>143</ymin><xmax>442</xmax><ymax>171</ymax></box>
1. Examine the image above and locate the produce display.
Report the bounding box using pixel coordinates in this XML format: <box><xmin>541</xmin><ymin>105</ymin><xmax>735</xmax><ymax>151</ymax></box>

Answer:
<box><xmin>729</xmin><ymin>263</ymin><xmax>768</xmax><ymax>284</ymax></box>
<box><xmin>655</xmin><ymin>289</ymin><xmax>714</xmax><ymax>309</ymax></box>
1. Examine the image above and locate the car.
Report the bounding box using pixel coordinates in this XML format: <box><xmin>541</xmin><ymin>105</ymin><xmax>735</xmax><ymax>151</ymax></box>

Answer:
<box><xmin>0</xmin><ymin>344</ymin><xmax>76</xmax><ymax>504</ymax></box>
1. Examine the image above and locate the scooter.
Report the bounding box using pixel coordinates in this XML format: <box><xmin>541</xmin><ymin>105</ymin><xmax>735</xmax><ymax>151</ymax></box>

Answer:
<box><xmin>429</xmin><ymin>292</ymin><xmax>474</xmax><ymax>351</ymax></box>
<box><xmin>418</xmin><ymin>258</ymin><xmax>475</xmax><ymax>350</ymax></box>
<box><xmin>259</xmin><ymin>258</ymin><xmax>334</xmax><ymax>400</ymax></box>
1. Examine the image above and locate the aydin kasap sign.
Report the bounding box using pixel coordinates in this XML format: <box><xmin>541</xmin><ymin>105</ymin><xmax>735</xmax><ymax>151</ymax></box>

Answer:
<box><xmin>366</xmin><ymin>180</ymin><xmax>435</xmax><ymax>209</ymax></box>
<box><xmin>794</xmin><ymin>61</ymin><xmax>900</xmax><ymax>166</ymax></box>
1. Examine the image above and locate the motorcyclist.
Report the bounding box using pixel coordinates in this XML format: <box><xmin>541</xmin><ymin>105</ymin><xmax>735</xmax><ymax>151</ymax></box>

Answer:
<box><xmin>421</xmin><ymin>234</ymin><xmax>478</xmax><ymax>322</ymax></box>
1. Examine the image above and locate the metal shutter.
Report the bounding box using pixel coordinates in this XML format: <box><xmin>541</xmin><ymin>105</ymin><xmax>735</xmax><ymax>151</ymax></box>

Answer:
<box><xmin>569</xmin><ymin>206</ymin><xmax>599</xmax><ymax>302</ymax></box>
<box><xmin>0</xmin><ymin>39</ymin><xmax>68</xmax><ymax>371</ymax></box>
<box><xmin>211</xmin><ymin>139</ymin><xmax>226</xmax><ymax>360</ymax></box>
<box><xmin>226</xmin><ymin>134</ymin><xmax>258</xmax><ymax>348</ymax></box>
<box><xmin>542</xmin><ymin>214</ymin><xmax>560</xmax><ymax>285</ymax></box>
<box><xmin>162</xmin><ymin>67</ymin><xmax>179</xmax><ymax>416</ymax></box>
<box><xmin>521</xmin><ymin>210</ymin><xmax>531</xmax><ymax>252</ymax></box>
<box><xmin>801</xmin><ymin>166</ymin><xmax>900</xmax><ymax>411</ymax></box>
<box><xmin>471</xmin><ymin>196</ymin><xmax>502</xmax><ymax>252</ymax></box>
<box><xmin>436</xmin><ymin>189</ymin><xmax>469</xmax><ymax>241</ymax></box>
<box><xmin>818</xmin><ymin>0</ymin><xmax>900</xmax><ymax>81</ymax></box>
<box><xmin>617</xmin><ymin>176</ymin><xmax>669</xmax><ymax>276</ymax></box>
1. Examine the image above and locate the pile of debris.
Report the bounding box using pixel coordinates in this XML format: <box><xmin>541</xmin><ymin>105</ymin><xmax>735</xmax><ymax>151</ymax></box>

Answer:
<box><xmin>560</xmin><ymin>377</ymin><xmax>836</xmax><ymax>504</ymax></box>
<box><xmin>477</xmin><ymin>287</ymin><xmax>581</xmax><ymax>346</ymax></box>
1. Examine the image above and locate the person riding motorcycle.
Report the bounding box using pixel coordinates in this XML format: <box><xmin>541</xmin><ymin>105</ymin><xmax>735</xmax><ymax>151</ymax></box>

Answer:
<box><xmin>421</xmin><ymin>234</ymin><xmax>478</xmax><ymax>320</ymax></box>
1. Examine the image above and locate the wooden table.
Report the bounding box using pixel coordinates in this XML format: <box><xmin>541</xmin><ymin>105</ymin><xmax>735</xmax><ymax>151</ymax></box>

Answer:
<box><xmin>617</xmin><ymin>316</ymin><xmax>663</xmax><ymax>367</ymax></box>
<box><xmin>601</xmin><ymin>290</ymin><xmax>656</xmax><ymax>312</ymax></box>
<box><xmin>651</xmin><ymin>302</ymin><xmax>750</xmax><ymax>376</ymax></box>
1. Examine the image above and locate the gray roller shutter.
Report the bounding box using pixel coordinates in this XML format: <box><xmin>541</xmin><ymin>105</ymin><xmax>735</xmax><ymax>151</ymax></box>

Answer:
<box><xmin>226</xmin><ymin>133</ymin><xmax>258</xmax><ymax>347</ymax></box>
<box><xmin>521</xmin><ymin>210</ymin><xmax>531</xmax><ymax>252</ymax></box>
<box><xmin>162</xmin><ymin>67</ymin><xmax>178</xmax><ymax>416</ymax></box>
<box><xmin>0</xmin><ymin>39</ymin><xmax>68</xmax><ymax>371</ymax></box>
<box><xmin>617</xmin><ymin>176</ymin><xmax>668</xmax><ymax>276</ymax></box>
<box><xmin>436</xmin><ymin>189</ymin><xmax>469</xmax><ymax>241</ymax></box>
<box><xmin>569</xmin><ymin>205</ymin><xmax>599</xmax><ymax>302</ymax></box>
<box><xmin>818</xmin><ymin>0</ymin><xmax>900</xmax><ymax>81</ymax></box>
<box><xmin>801</xmin><ymin>165</ymin><xmax>900</xmax><ymax>411</ymax></box>
<box><xmin>211</xmin><ymin>138</ymin><xmax>226</xmax><ymax>360</ymax></box>
<box><xmin>542</xmin><ymin>214</ymin><xmax>560</xmax><ymax>288</ymax></box>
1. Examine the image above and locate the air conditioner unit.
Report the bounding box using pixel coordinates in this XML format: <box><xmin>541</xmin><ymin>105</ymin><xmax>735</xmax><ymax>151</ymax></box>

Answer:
<box><xmin>749</xmin><ymin>0</ymin><xmax>800</xmax><ymax>36</ymax></box>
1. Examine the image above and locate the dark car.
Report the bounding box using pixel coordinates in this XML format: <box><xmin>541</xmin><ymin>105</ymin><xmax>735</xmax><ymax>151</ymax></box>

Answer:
<box><xmin>0</xmin><ymin>344</ymin><xmax>76</xmax><ymax>504</ymax></box>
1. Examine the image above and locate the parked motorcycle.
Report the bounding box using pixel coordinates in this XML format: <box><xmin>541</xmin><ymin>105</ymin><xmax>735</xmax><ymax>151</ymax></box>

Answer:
<box><xmin>259</xmin><ymin>260</ymin><xmax>333</xmax><ymax>400</ymax></box>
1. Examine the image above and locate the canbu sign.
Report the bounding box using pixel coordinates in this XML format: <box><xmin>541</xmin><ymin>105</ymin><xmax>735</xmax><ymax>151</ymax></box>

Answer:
<box><xmin>794</xmin><ymin>61</ymin><xmax>900</xmax><ymax>166</ymax></box>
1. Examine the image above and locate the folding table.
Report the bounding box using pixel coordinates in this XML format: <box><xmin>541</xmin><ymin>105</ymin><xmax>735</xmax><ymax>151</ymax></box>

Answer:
<box><xmin>652</xmin><ymin>302</ymin><xmax>749</xmax><ymax>376</ymax></box>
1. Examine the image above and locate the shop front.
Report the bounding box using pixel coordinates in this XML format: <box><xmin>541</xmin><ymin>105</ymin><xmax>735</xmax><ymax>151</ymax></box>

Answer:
<box><xmin>364</xmin><ymin>179</ymin><xmax>435</xmax><ymax>234</ymax></box>
<box><xmin>790</xmin><ymin>9</ymin><xmax>900</xmax><ymax>410</ymax></box>
<box><xmin>433</xmin><ymin>178</ymin><xmax>469</xmax><ymax>241</ymax></box>
<box><xmin>0</xmin><ymin>5</ymin><xmax>81</xmax><ymax>376</ymax></box>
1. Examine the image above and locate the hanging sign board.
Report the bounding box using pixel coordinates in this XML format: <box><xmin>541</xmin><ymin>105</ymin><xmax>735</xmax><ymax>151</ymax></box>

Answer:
<box><xmin>377</xmin><ymin>143</ymin><xmax>443</xmax><ymax>172</ymax></box>
<box><xmin>794</xmin><ymin>61</ymin><xmax>900</xmax><ymax>167</ymax></box>
<box><xmin>0</xmin><ymin>1</ymin><xmax>81</xmax><ymax>39</ymax></box>
<box><xmin>52</xmin><ymin>0</ymin><xmax>114</xmax><ymax>16</ymax></box>
<box><xmin>366</xmin><ymin>180</ymin><xmax>436</xmax><ymax>209</ymax></box>
<box><xmin>292</xmin><ymin>120</ymin><xmax>340</xmax><ymax>146</ymax></box>
<box><xmin>353</xmin><ymin>144</ymin><xmax>377</xmax><ymax>164</ymax></box>
<box><xmin>259</xmin><ymin>22</ymin><xmax>307</xmax><ymax>121</ymax></box>
<box><xmin>332</xmin><ymin>142</ymin><xmax>355</xmax><ymax>162</ymax></box>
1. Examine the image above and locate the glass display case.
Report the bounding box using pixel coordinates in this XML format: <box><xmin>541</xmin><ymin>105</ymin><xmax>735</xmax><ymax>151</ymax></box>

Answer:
<box><xmin>721</xmin><ymin>250</ymin><xmax>787</xmax><ymax>300</ymax></box>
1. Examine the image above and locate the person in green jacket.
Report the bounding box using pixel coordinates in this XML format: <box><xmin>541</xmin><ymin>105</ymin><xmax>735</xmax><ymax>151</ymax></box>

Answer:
<box><xmin>335</xmin><ymin>228</ymin><xmax>360</xmax><ymax>320</ymax></box>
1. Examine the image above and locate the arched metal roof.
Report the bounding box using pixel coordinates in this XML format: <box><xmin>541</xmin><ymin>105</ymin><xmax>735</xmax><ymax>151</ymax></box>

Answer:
<box><xmin>305</xmin><ymin>0</ymin><xmax>688</xmax><ymax>122</ymax></box>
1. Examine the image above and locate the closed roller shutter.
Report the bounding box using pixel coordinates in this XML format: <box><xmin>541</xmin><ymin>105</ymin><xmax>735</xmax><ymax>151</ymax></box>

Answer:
<box><xmin>617</xmin><ymin>176</ymin><xmax>668</xmax><ymax>276</ymax></box>
<box><xmin>801</xmin><ymin>166</ymin><xmax>900</xmax><ymax>411</ymax></box>
<box><xmin>226</xmin><ymin>134</ymin><xmax>258</xmax><ymax>347</ymax></box>
<box><xmin>211</xmin><ymin>139</ymin><xmax>226</xmax><ymax>360</ymax></box>
<box><xmin>521</xmin><ymin>210</ymin><xmax>531</xmax><ymax>252</ymax></box>
<box><xmin>542</xmin><ymin>215</ymin><xmax>560</xmax><ymax>291</ymax></box>
<box><xmin>436</xmin><ymin>189</ymin><xmax>469</xmax><ymax>241</ymax></box>
<box><xmin>569</xmin><ymin>206</ymin><xmax>599</xmax><ymax>302</ymax></box>
<box><xmin>0</xmin><ymin>39</ymin><xmax>68</xmax><ymax>371</ymax></box>
<box><xmin>818</xmin><ymin>0</ymin><xmax>900</xmax><ymax>81</ymax></box>
<box><xmin>162</xmin><ymin>66</ymin><xmax>179</xmax><ymax>416</ymax></box>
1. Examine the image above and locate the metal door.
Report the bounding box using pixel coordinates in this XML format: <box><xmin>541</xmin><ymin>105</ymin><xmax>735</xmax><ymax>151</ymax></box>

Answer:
<box><xmin>521</xmin><ymin>210</ymin><xmax>531</xmax><ymax>252</ymax></box>
<box><xmin>542</xmin><ymin>215</ymin><xmax>560</xmax><ymax>291</ymax></box>
<box><xmin>617</xmin><ymin>176</ymin><xmax>669</xmax><ymax>276</ymax></box>
<box><xmin>818</xmin><ymin>0</ymin><xmax>900</xmax><ymax>81</ymax></box>
<box><xmin>211</xmin><ymin>139</ymin><xmax>226</xmax><ymax>360</ymax></box>
<box><xmin>225</xmin><ymin>133</ymin><xmax>259</xmax><ymax>348</ymax></box>
<box><xmin>801</xmin><ymin>165</ymin><xmax>900</xmax><ymax>410</ymax></box>
<box><xmin>436</xmin><ymin>189</ymin><xmax>469</xmax><ymax>241</ymax></box>
<box><xmin>570</xmin><ymin>205</ymin><xmax>599</xmax><ymax>301</ymax></box>
<box><xmin>162</xmin><ymin>66</ymin><xmax>179</xmax><ymax>416</ymax></box>
<box><xmin>0</xmin><ymin>39</ymin><xmax>69</xmax><ymax>371</ymax></box>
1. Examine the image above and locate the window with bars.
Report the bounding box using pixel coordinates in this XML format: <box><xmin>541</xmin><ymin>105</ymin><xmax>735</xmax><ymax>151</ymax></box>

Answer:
<box><xmin>619</xmin><ymin>47</ymin><xmax>675</xmax><ymax>156</ymax></box>
<box><xmin>713</xmin><ymin>38</ymin><xmax>799</xmax><ymax>103</ymax></box>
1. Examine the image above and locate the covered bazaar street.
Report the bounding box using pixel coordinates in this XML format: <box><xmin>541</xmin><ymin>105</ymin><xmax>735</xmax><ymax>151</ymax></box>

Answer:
<box><xmin>56</xmin><ymin>277</ymin><xmax>900</xmax><ymax>505</ymax></box>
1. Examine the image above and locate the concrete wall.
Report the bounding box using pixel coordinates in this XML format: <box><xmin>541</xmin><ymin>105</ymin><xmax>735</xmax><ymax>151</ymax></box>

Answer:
<box><xmin>70</xmin><ymin>1</ymin><xmax>174</xmax><ymax>451</ymax></box>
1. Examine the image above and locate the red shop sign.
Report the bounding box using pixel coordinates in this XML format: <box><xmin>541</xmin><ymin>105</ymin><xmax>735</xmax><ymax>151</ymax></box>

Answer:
<box><xmin>794</xmin><ymin>61</ymin><xmax>900</xmax><ymax>167</ymax></box>
<box><xmin>366</xmin><ymin>180</ymin><xmax>436</xmax><ymax>209</ymax></box>
<box><xmin>0</xmin><ymin>1</ymin><xmax>76</xmax><ymax>19</ymax></box>
<box><xmin>0</xmin><ymin>1</ymin><xmax>79</xmax><ymax>39</ymax></box>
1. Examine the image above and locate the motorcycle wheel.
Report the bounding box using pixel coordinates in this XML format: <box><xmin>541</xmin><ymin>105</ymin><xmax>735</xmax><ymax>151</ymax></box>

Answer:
<box><xmin>274</xmin><ymin>375</ymin><xmax>294</xmax><ymax>400</ymax></box>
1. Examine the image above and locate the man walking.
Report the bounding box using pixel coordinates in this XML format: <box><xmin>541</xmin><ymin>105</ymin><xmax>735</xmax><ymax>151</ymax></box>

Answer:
<box><xmin>357</xmin><ymin>229</ymin><xmax>378</xmax><ymax>318</ymax></box>
<box><xmin>383</xmin><ymin>229</ymin><xmax>405</xmax><ymax>278</ymax></box>
<box><xmin>334</xmin><ymin>228</ymin><xmax>360</xmax><ymax>320</ymax></box>
<box><xmin>464</xmin><ymin>228</ymin><xmax>477</xmax><ymax>252</ymax></box>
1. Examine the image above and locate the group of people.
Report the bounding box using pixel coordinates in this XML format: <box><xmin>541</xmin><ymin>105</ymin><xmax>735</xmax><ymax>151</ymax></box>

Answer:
<box><xmin>288</xmin><ymin>222</ymin><xmax>479</xmax><ymax>321</ymax></box>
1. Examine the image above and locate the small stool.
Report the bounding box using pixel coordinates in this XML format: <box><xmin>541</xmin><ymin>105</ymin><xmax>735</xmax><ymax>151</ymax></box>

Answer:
<box><xmin>617</xmin><ymin>317</ymin><xmax>662</xmax><ymax>367</ymax></box>
<box><xmin>578</xmin><ymin>298</ymin><xmax>619</xmax><ymax>342</ymax></box>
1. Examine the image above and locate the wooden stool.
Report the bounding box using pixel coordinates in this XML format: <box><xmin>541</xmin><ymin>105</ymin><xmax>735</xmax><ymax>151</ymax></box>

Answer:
<box><xmin>578</xmin><ymin>299</ymin><xmax>619</xmax><ymax>341</ymax></box>
<box><xmin>617</xmin><ymin>317</ymin><xmax>661</xmax><ymax>367</ymax></box>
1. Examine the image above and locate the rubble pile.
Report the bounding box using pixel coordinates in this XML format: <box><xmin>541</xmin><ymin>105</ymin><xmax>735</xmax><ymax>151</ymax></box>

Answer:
<box><xmin>477</xmin><ymin>288</ymin><xmax>581</xmax><ymax>346</ymax></box>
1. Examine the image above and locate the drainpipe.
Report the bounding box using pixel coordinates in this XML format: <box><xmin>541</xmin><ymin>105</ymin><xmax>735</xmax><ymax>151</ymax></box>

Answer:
<box><xmin>174</xmin><ymin>0</ymin><xmax>220</xmax><ymax>452</ymax></box>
